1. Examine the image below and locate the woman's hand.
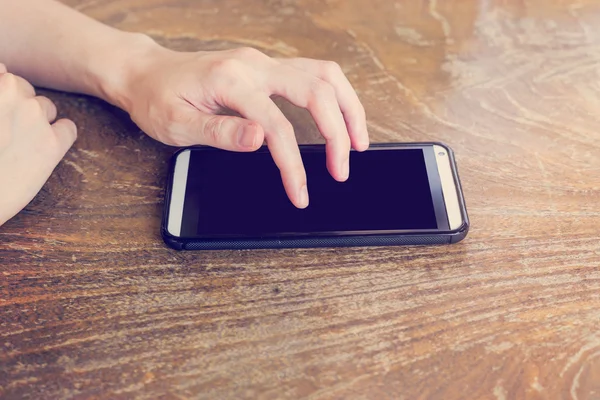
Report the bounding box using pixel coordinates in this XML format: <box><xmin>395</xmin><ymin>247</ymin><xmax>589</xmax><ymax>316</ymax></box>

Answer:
<box><xmin>0</xmin><ymin>64</ymin><xmax>77</xmax><ymax>226</ymax></box>
<box><xmin>113</xmin><ymin>46</ymin><xmax>369</xmax><ymax>208</ymax></box>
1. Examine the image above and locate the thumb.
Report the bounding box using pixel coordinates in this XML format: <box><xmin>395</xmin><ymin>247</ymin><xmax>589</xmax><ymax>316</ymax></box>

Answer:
<box><xmin>199</xmin><ymin>114</ymin><xmax>264</xmax><ymax>152</ymax></box>
<box><xmin>0</xmin><ymin>63</ymin><xmax>6</xmax><ymax>74</ymax></box>
<box><xmin>51</xmin><ymin>118</ymin><xmax>78</xmax><ymax>159</ymax></box>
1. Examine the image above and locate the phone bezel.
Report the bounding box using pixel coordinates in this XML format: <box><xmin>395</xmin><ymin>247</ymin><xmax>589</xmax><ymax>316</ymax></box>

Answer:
<box><xmin>165</xmin><ymin>143</ymin><xmax>467</xmax><ymax>241</ymax></box>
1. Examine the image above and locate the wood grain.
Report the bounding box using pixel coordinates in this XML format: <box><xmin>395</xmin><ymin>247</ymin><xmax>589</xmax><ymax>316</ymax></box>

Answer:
<box><xmin>2</xmin><ymin>0</ymin><xmax>600</xmax><ymax>399</ymax></box>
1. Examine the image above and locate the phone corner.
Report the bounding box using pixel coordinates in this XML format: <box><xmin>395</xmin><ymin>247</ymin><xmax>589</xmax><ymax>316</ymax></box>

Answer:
<box><xmin>449</xmin><ymin>222</ymin><xmax>470</xmax><ymax>244</ymax></box>
<box><xmin>430</xmin><ymin>141</ymin><xmax>455</xmax><ymax>155</ymax></box>
<box><xmin>161</xmin><ymin>227</ymin><xmax>185</xmax><ymax>250</ymax></box>
<box><xmin>170</xmin><ymin>146</ymin><xmax>187</xmax><ymax>158</ymax></box>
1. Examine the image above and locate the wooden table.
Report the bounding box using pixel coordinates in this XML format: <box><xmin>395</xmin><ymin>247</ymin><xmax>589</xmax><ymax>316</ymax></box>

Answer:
<box><xmin>2</xmin><ymin>0</ymin><xmax>600</xmax><ymax>398</ymax></box>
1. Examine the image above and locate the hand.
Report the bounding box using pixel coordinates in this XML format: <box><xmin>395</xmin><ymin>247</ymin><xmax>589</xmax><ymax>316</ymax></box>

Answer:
<box><xmin>0</xmin><ymin>63</ymin><xmax>77</xmax><ymax>226</ymax></box>
<box><xmin>115</xmin><ymin>46</ymin><xmax>369</xmax><ymax>208</ymax></box>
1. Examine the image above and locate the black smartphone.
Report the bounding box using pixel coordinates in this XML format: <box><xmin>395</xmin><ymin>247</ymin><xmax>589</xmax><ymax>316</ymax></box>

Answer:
<box><xmin>161</xmin><ymin>143</ymin><xmax>469</xmax><ymax>250</ymax></box>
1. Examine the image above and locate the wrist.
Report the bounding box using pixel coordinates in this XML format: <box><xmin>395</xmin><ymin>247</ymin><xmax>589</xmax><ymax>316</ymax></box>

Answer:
<box><xmin>86</xmin><ymin>31</ymin><xmax>165</xmax><ymax>111</ymax></box>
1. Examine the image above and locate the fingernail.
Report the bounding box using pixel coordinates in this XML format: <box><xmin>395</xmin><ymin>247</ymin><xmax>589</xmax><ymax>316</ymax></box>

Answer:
<box><xmin>237</xmin><ymin>125</ymin><xmax>256</xmax><ymax>149</ymax></box>
<box><xmin>358</xmin><ymin>135</ymin><xmax>370</xmax><ymax>150</ymax></box>
<box><xmin>341</xmin><ymin>159</ymin><xmax>350</xmax><ymax>180</ymax></box>
<box><xmin>299</xmin><ymin>185</ymin><xmax>309</xmax><ymax>208</ymax></box>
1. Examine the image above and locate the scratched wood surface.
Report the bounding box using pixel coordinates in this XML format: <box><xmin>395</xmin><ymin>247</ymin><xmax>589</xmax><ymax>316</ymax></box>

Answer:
<box><xmin>1</xmin><ymin>0</ymin><xmax>600</xmax><ymax>399</ymax></box>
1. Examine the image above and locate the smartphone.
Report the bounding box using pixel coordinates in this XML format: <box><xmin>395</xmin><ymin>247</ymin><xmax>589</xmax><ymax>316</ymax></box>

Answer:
<box><xmin>161</xmin><ymin>142</ymin><xmax>469</xmax><ymax>250</ymax></box>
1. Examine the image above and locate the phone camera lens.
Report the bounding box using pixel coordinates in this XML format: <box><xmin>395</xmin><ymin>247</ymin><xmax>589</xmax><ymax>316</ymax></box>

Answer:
<box><xmin>438</xmin><ymin>151</ymin><xmax>446</xmax><ymax>156</ymax></box>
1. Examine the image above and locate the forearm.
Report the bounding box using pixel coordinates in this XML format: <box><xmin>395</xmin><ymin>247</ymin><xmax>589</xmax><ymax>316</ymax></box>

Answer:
<box><xmin>0</xmin><ymin>0</ymin><xmax>156</xmax><ymax>107</ymax></box>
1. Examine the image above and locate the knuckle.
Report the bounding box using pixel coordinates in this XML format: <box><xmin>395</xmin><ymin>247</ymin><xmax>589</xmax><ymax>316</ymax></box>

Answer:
<box><xmin>321</xmin><ymin>60</ymin><xmax>343</xmax><ymax>78</ymax></box>
<box><xmin>164</xmin><ymin>106</ymin><xmax>189</xmax><ymax>125</ymax></box>
<box><xmin>164</xmin><ymin>107</ymin><xmax>179</xmax><ymax>123</ymax></box>
<box><xmin>39</xmin><ymin>96</ymin><xmax>57</xmax><ymax>113</ymax></box>
<box><xmin>203</xmin><ymin>116</ymin><xmax>225</xmax><ymax>144</ymax></box>
<box><xmin>39</xmin><ymin>95</ymin><xmax>55</xmax><ymax>106</ymax></box>
<box><xmin>232</xmin><ymin>46</ymin><xmax>264</xmax><ymax>60</ymax></box>
<box><xmin>309</xmin><ymin>79</ymin><xmax>335</xmax><ymax>102</ymax></box>
<box><xmin>1</xmin><ymin>72</ymin><xmax>17</xmax><ymax>83</ymax></box>
<box><xmin>0</xmin><ymin>73</ymin><xmax>18</xmax><ymax>90</ymax></box>
<box><xmin>273</xmin><ymin>119</ymin><xmax>294</xmax><ymax>139</ymax></box>
<box><xmin>210</xmin><ymin>58</ymin><xmax>243</xmax><ymax>76</ymax></box>
<box><xmin>16</xmin><ymin>75</ymin><xmax>35</xmax><ymax>94</ymax></box>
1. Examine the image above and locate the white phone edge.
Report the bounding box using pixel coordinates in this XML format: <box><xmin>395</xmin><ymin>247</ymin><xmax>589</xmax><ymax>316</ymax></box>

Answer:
<box><xmin>434</xmin><ymin>145</ymin><xmax>462</xmax><ymax>230</ymax></box>
<box><xmin>167</xmin><ymin>149</ymin><xmax>191</xmax><ymax>237</ymax></box>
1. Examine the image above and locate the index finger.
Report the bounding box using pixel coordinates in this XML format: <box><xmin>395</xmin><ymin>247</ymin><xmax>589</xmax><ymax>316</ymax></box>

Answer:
<box><xmin>224</xmin><ymin>90</ymin><xmax>309</xmax><ymax>209</ymax></box>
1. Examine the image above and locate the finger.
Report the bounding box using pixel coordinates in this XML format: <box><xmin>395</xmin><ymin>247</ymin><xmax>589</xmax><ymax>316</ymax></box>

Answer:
<box><xmin>14</xmin><ymin>74</ymin><xmax>36</xmax><ymax>98</ymax></box>
<box><xmin>203</xmin><ymin>115</ymin><xmax>264</xmax><ymax>151</ymax></box>
<box><xmin>51</xmin><ymin>119</ymin><xmax>78</xmax><ymax>160</ymax></box>
<box><xmin>268</xmin><ymin>65</ymin><xmax>350</xmax><ymax>182</ymax></box>
<box><xmin>0</xmin><ymin>63</ymin><xmax>6</xmax><ymax>74</ymax></box>
<box><xmin>279</xmin><ymin>58</ymin><xmax>369</xmax><ymax>151</ymax></box>
<box><xmin>224</xmin><ymin>90</ymin><xmax>308</xmax><ymax>208</ymax></box>
<box><xmin>179</xmin><ymin>109</ymin><xmax>265</xmax><ymax>151</ymax></box>
<box><xmin>34</xmin><ymin>96</ymin><xmax>58</xmax><ymax>122</ymax></box>
<box><xmin>0</xmin><ymin>73</ymin><xmax>35</xmax><ymax>99</ymax></box>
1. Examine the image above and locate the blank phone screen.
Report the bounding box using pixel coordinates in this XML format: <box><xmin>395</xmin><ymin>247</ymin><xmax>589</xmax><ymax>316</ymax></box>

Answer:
<box><xmin>180</xmin><ymin>146</ymin><xmax>447</xmax><ymax>238</ymax></box>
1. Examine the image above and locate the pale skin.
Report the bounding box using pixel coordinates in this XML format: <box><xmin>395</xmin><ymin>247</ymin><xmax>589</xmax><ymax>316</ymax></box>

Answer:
<box><xmin>0</xmin><ymin>0</ymin><xmax>369</xmax><ymax>227</ymax></box>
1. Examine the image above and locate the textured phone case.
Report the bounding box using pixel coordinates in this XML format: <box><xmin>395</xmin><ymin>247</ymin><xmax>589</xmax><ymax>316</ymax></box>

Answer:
<box><xmin>181</xmin><ymin>234</ymin><xmax>451</xmax><ymax>250</ymax></box>
<box><xmin>161</xmin><ymin>142</ymin><xmax>469</xmax><ymax>251</ymax></box>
